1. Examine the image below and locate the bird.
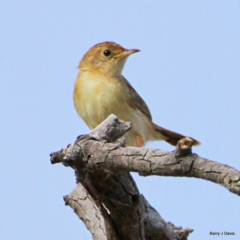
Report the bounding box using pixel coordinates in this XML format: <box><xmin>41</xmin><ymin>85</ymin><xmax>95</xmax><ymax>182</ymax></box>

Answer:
<box><xmin>73</xmin><ymin>42</ymin><xmax>200</xmax><ymax>147</ymax></box>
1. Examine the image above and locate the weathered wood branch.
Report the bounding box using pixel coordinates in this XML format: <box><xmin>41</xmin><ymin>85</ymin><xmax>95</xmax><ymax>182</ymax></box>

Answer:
<box><xmin>64</xmin><ymin>183</ymin><xmax>107</xmax><ymax>239</ymax></box>
<box><xmin>50</xmin><ymin>114</ymin><xmax>240</xmax><ymax>240</ymax></box>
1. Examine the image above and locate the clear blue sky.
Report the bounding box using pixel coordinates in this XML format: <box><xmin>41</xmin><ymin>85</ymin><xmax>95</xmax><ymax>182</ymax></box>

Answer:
<box><xmin>1</xmin><ymin>1</ymin><xmax>239</xmax><ymax>239</ymax></box>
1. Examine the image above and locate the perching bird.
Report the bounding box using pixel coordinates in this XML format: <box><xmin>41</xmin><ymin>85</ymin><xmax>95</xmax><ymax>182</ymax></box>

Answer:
<box><xmin>73</xmin><ymin>42</ymin><xmax>200</xmax><ymax>147</ymax></box>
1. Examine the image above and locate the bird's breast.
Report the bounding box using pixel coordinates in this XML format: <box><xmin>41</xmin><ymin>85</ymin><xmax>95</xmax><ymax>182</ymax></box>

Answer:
<box><xmin>74</xmin><ymin>71</ymin><xmax>128</xmax><ymax>129</ymax></box>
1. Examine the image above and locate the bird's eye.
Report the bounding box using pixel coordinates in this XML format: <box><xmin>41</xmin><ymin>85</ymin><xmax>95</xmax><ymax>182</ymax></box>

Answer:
<box><xmin>103</xmin><ymin>49</ymin><xmax>111</xmax><ymax>57</ymax></box>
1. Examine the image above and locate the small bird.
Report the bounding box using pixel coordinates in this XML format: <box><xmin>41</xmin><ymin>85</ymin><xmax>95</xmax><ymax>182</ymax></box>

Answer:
<box><xmin>73</xmin><ymin>42</ymin><xmax>200</xmax><ymax>147</ymax></box>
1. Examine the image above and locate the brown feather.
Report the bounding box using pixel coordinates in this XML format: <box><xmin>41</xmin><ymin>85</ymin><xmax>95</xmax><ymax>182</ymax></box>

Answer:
<box><xmin>152</xmin><ymin>122</ymin><xmax>201</xmax><ymax>146</ymax></box>
<box><xmin>123</xmin><ymin>76</ymin><xmax>152</xmax><ymax>120</ymax></box>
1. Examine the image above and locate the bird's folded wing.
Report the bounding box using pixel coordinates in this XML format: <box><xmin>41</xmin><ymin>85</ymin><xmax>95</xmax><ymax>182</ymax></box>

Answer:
<box><xmin>122</xmin><ymin>76</ymin><xmax>152</xmax><ymax>121</ymax></box>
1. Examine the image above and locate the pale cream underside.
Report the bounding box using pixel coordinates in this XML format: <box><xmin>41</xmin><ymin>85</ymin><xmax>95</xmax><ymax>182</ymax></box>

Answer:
<box><xmin>74</xmin><ymin>71</ymin><xmax>156</xmax><ymax>146</ymax></box>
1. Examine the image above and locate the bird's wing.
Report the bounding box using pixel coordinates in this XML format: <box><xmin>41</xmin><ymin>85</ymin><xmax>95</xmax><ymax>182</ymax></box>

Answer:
<box><xmin>122</xmin><ymin>76</ymin><xmax>152</xmax><ymax>120</ymax></box>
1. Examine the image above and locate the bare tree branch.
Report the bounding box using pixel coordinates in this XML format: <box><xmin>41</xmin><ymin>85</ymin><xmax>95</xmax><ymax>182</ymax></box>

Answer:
<box><xmin>64</xmin><ymin>184</ymin><xmax>107</xmax><ymax>240</ymax></box>
<box><xmin>50</xmin><ymin>114</ymin><xmax>240</xmax><ymax>240</ymax></box>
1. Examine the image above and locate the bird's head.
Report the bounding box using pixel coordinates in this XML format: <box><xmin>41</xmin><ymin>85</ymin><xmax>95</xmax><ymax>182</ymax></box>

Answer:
<box><xmin>79</xmin><ymin>42</ymin><xmax>140</xmax><ymax>76</ymax></box>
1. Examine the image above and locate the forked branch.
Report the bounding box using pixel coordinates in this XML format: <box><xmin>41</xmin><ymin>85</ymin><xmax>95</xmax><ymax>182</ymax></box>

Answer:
<box><xmin>50</xmin><ymin>114</ymin><xmax>240</xmax><ymax>240</ymax></box>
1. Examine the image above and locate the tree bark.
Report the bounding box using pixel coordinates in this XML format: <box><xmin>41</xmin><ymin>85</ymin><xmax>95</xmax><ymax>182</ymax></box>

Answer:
<box><xmin>50</xmin><ymin>114</ymin><xmax>240</xmax><ymax>240</ymax></box>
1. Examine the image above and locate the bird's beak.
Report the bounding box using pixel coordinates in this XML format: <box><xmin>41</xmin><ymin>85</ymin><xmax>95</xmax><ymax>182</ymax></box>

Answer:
<box><xmin>115</xmin><ymin>49</ymin><xmax>140</xmax><ymax>58</ymax></box>
<box><xmin>122</xmin><ymin>49</ymin><xmax>140</xmax><ymax>57</ymax></box>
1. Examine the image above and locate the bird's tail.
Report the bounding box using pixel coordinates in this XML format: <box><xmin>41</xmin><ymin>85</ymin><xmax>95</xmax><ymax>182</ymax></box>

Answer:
<box><xmin>152</xmin><ymin>122</ymin><xmax>201</xmax><ymax>146</ymax></box>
